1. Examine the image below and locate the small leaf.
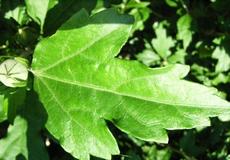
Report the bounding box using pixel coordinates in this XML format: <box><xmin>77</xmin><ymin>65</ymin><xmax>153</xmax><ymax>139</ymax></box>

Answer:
<box><xmin>126</xmin><ymin>1</ymin><xmax>151</xmax><ymax>32</ymax></box>
<box><xmin>177</xmin><ymin>14</ymin><xmax>193</xmax><ymax>50</ymax></box>
<box><xmin>168</xmin><ymin>48</ymin><xmax>186</xmax><ymax>64</ymax></box>
<box><xmin>212</xmin><ymin>46</ymin><xmax>230</xmax><ymax>72</ymax></box>
<box><xmin>165</xmin><ymin>0</ymin><xmax>179</xmax><ymax>7</ymax></box>
<box><xmin>136</xmin><ymin>49</ymin><xmax>160</xmax><ymax>66</ymax></box>
<box><xmin>152</xmin><ymin>22</ymin><xmax>175</xmax><ymax>59</ymax></box>
<box><xmin>0</xmin><ymin>59</ymin><xmax>28</xmax><ymax>88</ymax></box>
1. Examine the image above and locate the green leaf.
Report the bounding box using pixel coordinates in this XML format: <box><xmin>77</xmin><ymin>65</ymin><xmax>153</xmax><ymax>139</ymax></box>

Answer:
<box><xmin>0</xmin><ymin>116</ymin><xmax>28</xmax><ymax>160</ymax></box>
<box><xmin>0</xmin><ymin>59</ymin><xmax>28</xmax><ymax>88</ymax></box>
<box><xmin>3</xmin><ymin>0</ymin><xmax>29</xmax><ymax>25</ymax></box>
<box><xmin>136</xmin><ymin>49</ymin><xmax>160</xmax><ymax>66</ymax></box>
<box><xmin>168</xmin><ymin>48</ymin><xmax>186</xmax><ymax>64</ymax></box>
<box><xmin>24</xmin><ymin>0</ymin><xmax>58</xmax><ymax>30</ymax></box>
<box><xmin>177</xmin><ymin>14</ymin><xmax>193</xmax><ymax>50</ymax></box>
<box><xmin>212</xmin><ymin>46</ymin><xmax>230</xmax><ymax>72</ymax></box>
<box><xmin>0</xmin><ymin>91</ymin><xmax>49</xmax><ymax>160</ymax></box>
<box><xmin>125</xmin><ymin>0</ymin><xmax>151</xmax><ymax>32</ymax></box>
<box><xmin>165</xmin><ymin>0</ymin><xmax>179</xmax><ymax>7</ymax></box>
<box><xmin>25</xmin><ymin>0</ymin><xmax>50</xmax><ymax>31</ymax></box>
<box><xmin>48</xmin><ymin>0</ymin><xmax>58</xmax><ymax>10</ymax></box>
<box><xmin>152</xmin><ymin>22</ymin><xmax>175</xmax><ymax>59</ymax></box>
<box><xmin>136</xmin><ymin>40</ymin><xmax>161</xmax><ymax>66</ymax></box>
<box><xmin>32</xmin><ymin>9</ymin><xmax>230</xmax><ymax>160</ymax></box>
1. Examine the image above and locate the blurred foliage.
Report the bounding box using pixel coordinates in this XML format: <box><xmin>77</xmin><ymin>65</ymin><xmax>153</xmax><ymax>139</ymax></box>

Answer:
<box><xmin>0</xmin><ymin>0</ymin><xmax>230</xmax><ymax>159</ymax></box>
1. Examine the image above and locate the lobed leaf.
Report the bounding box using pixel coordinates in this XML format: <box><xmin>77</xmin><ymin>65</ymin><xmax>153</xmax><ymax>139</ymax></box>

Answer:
<box><xmin>151</xmin><ymin>22</ymin><xmax>175</xmax><ymax>59</ymax></box>
<box><xmin>32</xmin><ymin>9</ymin><xmax>230</xmax><ymax>160</ymax></box>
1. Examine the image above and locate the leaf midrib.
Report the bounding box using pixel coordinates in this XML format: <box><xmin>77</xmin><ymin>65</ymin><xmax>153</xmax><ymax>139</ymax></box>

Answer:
<box><xmin>35</xmin><ymin>72</ymin><xmax>229</xmax><ymax>109</ymax></box>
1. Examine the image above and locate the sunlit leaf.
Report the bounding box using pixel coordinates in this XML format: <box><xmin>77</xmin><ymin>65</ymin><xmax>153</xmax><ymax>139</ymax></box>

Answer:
<box><xmin>32</xmin><ymin>9</ymin><xmax>230</xmax><ymax>160</ymax></box>
<box><xmin>212</xmin><ymin>46</ymin><xmax>230</xmax><ymax>72</ymax></box>
<box><xmin>152</xmin><ymin>22</ymin><xmax>175</xmax><ymax>59</ymax></box>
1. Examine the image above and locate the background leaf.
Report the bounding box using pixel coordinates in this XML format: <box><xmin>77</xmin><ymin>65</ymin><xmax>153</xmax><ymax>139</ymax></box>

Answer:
<box><xmin>0</xmin><ymin>91</ymin><xmax>49</xmax><ymax>160</ymax></box>
<box><xmin>25</xmin><ymin>0</ymin><xmax>50</xmax><ymax>32</ymax></box>
<box><xmin>177</xmin><ymin>14</ymin><xmax>193</xmax><ymax>50</ymax></box>
<box><xmin>212</xmin><ymin>46</ymin><xmax>230</xmax><ymax>73</ymax></box>
<box><xmin>2</xmin><ymin>0</ymin><xmax>29</xmax><ymax>25</ymax></box>
<box><xmin>151</xmin><ymin>22</ymin><xmax>175</xmax><ymax>59</ymax></box>
<box><xmin>0</xmin><ymin>116</ymin><xmax>28</xmax><ymax>160</ymax></box>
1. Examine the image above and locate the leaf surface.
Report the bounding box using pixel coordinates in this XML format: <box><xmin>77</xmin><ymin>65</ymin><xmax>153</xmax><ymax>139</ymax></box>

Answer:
<box><xmin>177</xmin><ymin>14</ymin><xmax>193</xmax><ymax>49</ymax></box>
<box><xmin>0</xmin><ymin>92</ymin><xmax>49</xmax><ymax>160</ymax></box>
<box><xmin>25</xmin><ymin>0</ymin><xmax>53</xmax><ymax>31</ymax></box>
<box><xmin>212</xmin><ymin>46</ymin><xmax>230</xmax><ymax>72</ymax></box>
<box><xmin>32</xmin><ymin>9</ymin><xmax>230</xmax><ymax>160</ymax></box>
<box><xmin>151</xmin><ymin>22</ymin><xmax>175</xmax><ymax>59</ymax></box>
<box><xmin>0</xmin><ymin>116</ymin><xmax>28</xmax><ymax>160</ymax></box>
<box><xmin>3</xmin><ymin>0</ymin><xmax>29</xmax><ymax>25</ymax></box>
